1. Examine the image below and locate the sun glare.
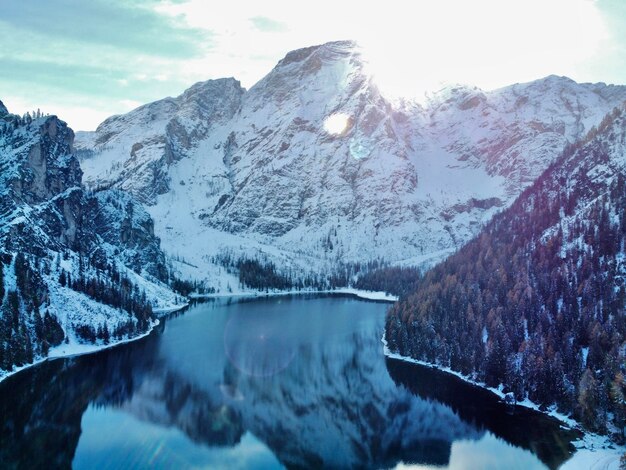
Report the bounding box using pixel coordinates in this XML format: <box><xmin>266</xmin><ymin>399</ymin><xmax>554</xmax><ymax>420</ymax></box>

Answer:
<box><xmin>354</xmin><ymin>0</ymin><xmax>608</xmax><ymax>101</ymax></box>
<box><xmin>323</xmin><ymin>113</ymin><xmax>350</xmax><ymax>135</ymax></box>
<box><xmin>149</xmin><ymin>0</ymin><xmax>613</xmax><ymax>112</ymax></box>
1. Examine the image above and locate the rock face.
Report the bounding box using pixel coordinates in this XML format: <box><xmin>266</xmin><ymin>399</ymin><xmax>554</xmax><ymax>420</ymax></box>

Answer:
<box><xmin>1</xmin><ymin>115</ymin><xmax>80</xmax><ymax>207</ymax></box>
<box><xmin>76</xmin><ymin>78</ymin><xmax>244</xmax><ymax>204</ymax></box>
<box><xmin>422</xmin><ymin>76</ymin><xmax>626</xmax><ymax>195</ymax></box>
<box><xmin>0</xmin><ymin>112</ymin><xmax>168</xmax><ymax>279</ymax></box>
<box><xmin>75</xmin><ymin>41</ymin><xmax>626</xmax><ymax>281</ymax></box>
<box><xmin>0</xmin><ymin>100</ymin><xmax>8</xmax><ymax>117</ymax></box>
<box><xmin>0</xmin><ymin>107</ymin><xmax>179</xmax><ymax>377</ymax></box>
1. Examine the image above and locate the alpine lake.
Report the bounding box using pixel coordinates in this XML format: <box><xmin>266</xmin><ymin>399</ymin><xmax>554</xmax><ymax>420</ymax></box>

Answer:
<box><xmin>0</xmin><ymin>295</ymin><xmax>581</xmax><ymax>469</ymax></box>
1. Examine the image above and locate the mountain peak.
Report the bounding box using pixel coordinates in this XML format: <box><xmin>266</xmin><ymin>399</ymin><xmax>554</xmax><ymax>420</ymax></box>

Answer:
<box><xmin>181</xmin><ymin>77</ymin><xmax>243</xmax><ymax>99</ymax></box>
<box><xmin>541</xmin><ymin>74</ymin><xmax>576</xmax><ymax>83</ymax></box>
<box><xmin>248</xmin><ymin>39</ymin><xmax>367</xmax><ymax>105</ymax></box>
<box><xmin>75</xmin><ymin>44</ymin><xmax>626</xmax><ymax>277</ymax></box>
<box><xmin>428</xmin><ymin>83</ymin><xmax>485</xmax><ymax>100</ymax></box>
<box><xmin>514</xmin><ymin>74</ymin><xmax>578</xmax><ymax>91</ymax></box>
<box><xmin>0</xmin><ymin>99</ymin><xmax>8</xmax><ymax>116</ymax></box>
<box><xmin>277</xmin><ymin>40</ymin><xmax>359</xmax><ymax>68</ymax></box>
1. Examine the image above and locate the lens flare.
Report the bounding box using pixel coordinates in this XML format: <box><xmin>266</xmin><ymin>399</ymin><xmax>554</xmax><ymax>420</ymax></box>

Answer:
<box><xmin>224</xmin><ymin>311</ymin><xmax>297</xmax><ymax>377</ymax></box>
<box><xmin>323</xmin><ymin>113</ymin><xmax>350</xmax><ymax>135</ymax></box>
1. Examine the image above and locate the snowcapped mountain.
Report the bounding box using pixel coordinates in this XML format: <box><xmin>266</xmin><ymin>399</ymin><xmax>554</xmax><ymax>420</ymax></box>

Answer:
<box><xmin>75</xmin><ymin>41</ymin><xmax>626</xmax><ymax>286</ymax></box>
<box><xmin>0</xmin><ymin>105</ymin><xmax>181</xmax><ymax>378</ymax></box>
<box><xmin>423</xmin><ymin>75</ymin><xmax>626</xmax><ymax>194</ymax></box>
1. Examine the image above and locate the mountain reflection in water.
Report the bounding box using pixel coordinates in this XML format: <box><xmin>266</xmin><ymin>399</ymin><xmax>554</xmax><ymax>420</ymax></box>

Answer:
<box><xmin>0</xmin><ymin>296</ymin><xmax>579</xmax><ymax>469</ymax></box>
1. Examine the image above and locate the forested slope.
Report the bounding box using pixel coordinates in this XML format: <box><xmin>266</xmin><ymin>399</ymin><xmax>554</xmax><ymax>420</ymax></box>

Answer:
<box><xmin>386</xmin><ymin>105</ymin><xmax>626</xmax><ymax>439</ymax></box>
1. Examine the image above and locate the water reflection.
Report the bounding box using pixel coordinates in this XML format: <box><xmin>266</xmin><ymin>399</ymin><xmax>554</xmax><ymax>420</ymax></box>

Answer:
<box><xmin>386</xmin><ymin>359</ymin><xmax>578</xmax><ymax>469</ymax></box>
<box><xmin>224</xmin><ymin>306</ymin><xmax>298</xmax><ymax>377</ymax></box>
<box><xmin>0</xmin><ymin>296</ymin><xmax>579</xmax><ymax>469</ymax></box>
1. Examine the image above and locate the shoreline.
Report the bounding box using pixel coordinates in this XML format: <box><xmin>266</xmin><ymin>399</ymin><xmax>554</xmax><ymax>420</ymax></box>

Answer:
<box><xmin>0</xmin><ymin>302</ymin><xmax>189</xmax><ymax>385</ymax></box>
<box><xmin>153</xmin><ymin>302</ymin><xmax>190</xmax><ymax>315</ymax></box>
<box><xmin>380</xmin><ymin>333</ymin><xmax>625</xmax><ymax>468</ymax></box>
<box><xmin>190</xmin><ymin>287</ymin><xmax>399</xmax><ymax>303</ymax></box>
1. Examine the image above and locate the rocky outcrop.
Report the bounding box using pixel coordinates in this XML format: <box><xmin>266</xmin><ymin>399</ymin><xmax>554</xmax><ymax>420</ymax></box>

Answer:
<box><xmin>2</xmin><ymin>115</ymin><xmax>80</xmax><ymax>204</ymax></box>
<box><xmin>1</xmin><ymin>112</ymin><xmax>168</xmax><ymax>278</ymax></box>
<box><xmin>422</xmin><ymin>75</ymin><xmax>626</xmax><ymax>196</ymax></box>
<box><xmin>0</xmin><ymin>104</ymin><xmax>178</xmax><ymax>377</ymax></box>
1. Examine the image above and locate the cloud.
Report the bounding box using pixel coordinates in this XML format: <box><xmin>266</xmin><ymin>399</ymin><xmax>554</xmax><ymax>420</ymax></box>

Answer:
<box><xmin>0</xmin><ymin>57</ymin><xmax>126</xmax><ymax>97</ymax></box>
<box><xmin>0</xmin><ymin>0</ymin><xmax>212</xmax><ymax>58</ymax></box>
<box><xmin>249</xmin><ymin>16</ymin><xmax>289</xmax><ymax>33</ymax></box>
<box><xmin>0</xmin><ymin>0</ymin><xmax>212</xmax><ymax>129</ymax></box>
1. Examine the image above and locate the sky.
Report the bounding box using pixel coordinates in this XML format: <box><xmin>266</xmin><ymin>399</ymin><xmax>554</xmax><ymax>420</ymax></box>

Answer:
<box><xmin>0</xmin><ymin>0</ymin><xmax>624</xmax><ymax>131</ymax></box>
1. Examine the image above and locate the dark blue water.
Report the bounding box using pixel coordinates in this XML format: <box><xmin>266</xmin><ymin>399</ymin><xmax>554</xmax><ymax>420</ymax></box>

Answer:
<box><xmin>0</xmin><ymin>295</ymin><xmax>579</xmax><ymax>469</ymax></box>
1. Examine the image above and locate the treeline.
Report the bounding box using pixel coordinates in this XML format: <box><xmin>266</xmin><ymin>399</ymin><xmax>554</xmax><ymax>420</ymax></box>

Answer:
<box><xmin>0</xmin><ymin>243</ymin><xmax>202</xmax><ymax>370</ymax></box>
<box><xmin>236</xmin><ymin>259</ymin><xmax>293</xmax><ymax>290</ymax></box>
<box><xmin>0</xmin><ymin>247</ymin><xmax>163</xmax><ymax>371</ymax></box>
<box><xmin>386</xmin><ymin>106</ymin><xmax>626</xmax><ymax>440</ymax></box>
<box><xmin>215</xmin><ymin>251</ymin><xmax>413</xmax><ymax>293</ymax></box>
<box><xmin>354</xmin><ymin>266</ymin><xmax>421</xmax><ymax>298</ymax></box>
<box><xmin>0</xmin><ymin>109</ymin><xmax>50</xmax><ymax>135</ymax></box>
<box><xmin>0</xmin><ymin>253</ymin><xmax>65</xmax><ymax>370</ymax></box>
<box><xmin>61</xmin><ymin>268</ymin><xmax>152</xmax><ymax>332</ymax></box>
<box><xmin>169</xmin><ymin>277</ymin><xmax>215</xmax><ymax>296</ymax></box>
<box><xmin>73</xmin><ymin>318</ymin><xmax>138</xmax><ymax>344</ymax></box>
<box><xmin>327</xmin><ymin>259</ymin><xmax>402</xmax><ymax>290</ymax></box>
<box><xmin>215</xmin><ymin>253</ymin><xmax>317</xmax><ymax>291</ymax></box>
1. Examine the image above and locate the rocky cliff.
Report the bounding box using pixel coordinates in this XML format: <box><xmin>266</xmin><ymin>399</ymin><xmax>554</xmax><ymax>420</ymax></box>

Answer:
<box><xmin>0</xmin><ymin>107</ymin><xmax>180</xmax><ymax>378</ymax></box>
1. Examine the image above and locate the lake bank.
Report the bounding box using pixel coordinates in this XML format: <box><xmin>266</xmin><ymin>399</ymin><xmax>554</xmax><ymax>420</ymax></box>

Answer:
<box><xmin>190</xmin><ymin>287</ymin><xmax>398</xmax><ymax>302</ymax></box>
<box><xmin>0</xmin><ymin>302</ymin><xmax>189</xmax><ymax>384</ymax></box>
<box><xmin>381</xmin><ymin>333</ymin><xmax>625</xmax><ymax>469</ymax></box>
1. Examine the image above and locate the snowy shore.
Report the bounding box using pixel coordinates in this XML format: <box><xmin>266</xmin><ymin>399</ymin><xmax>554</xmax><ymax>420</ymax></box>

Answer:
<box><xmin>190</xmin><ymin>287</ymin><xmax>399</xmax><ymax>303</ymax></box>
<box><xmin>0</xmin><ymin>302</ymin><xmax>189</xmax><ymax>385</ymax></box>
<box><xmin>381</xmin><ymin>334</ymin><xmax>625</xmax><ymax>469</ymax></box>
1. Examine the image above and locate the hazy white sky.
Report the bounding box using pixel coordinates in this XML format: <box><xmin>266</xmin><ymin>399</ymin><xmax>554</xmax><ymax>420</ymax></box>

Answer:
<box><xmin>1</xmin><ymin>0</ymin><xmax>624</xmax><ymax>130</ymax></box>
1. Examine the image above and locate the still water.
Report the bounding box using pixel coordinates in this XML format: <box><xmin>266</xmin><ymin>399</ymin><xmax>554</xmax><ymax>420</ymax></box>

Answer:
<box><xmin>0</xmin><ymin>295</ymin><xmax>579</xmax><ymax>469</ymax></box>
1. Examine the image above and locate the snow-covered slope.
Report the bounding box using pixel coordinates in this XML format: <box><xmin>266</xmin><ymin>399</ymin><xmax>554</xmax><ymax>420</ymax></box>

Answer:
<box><xmin>423</xmin><ymin>75</ymin><xmax>626</xmax><ymax>194</ymax></box>
<box><xmin>75</xmin><ymin>41</ymin><xmax>626</xmax><ymax>284</ymax></box>
<box><xmin>0</xmin><ymin>106</ymin><xmax>181</xmax><ymax>379</ymax></box>
<box><xmin>76</xmin><ymin>78</ymin><xmax>244</xmax><ymax>205</ymax></box>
